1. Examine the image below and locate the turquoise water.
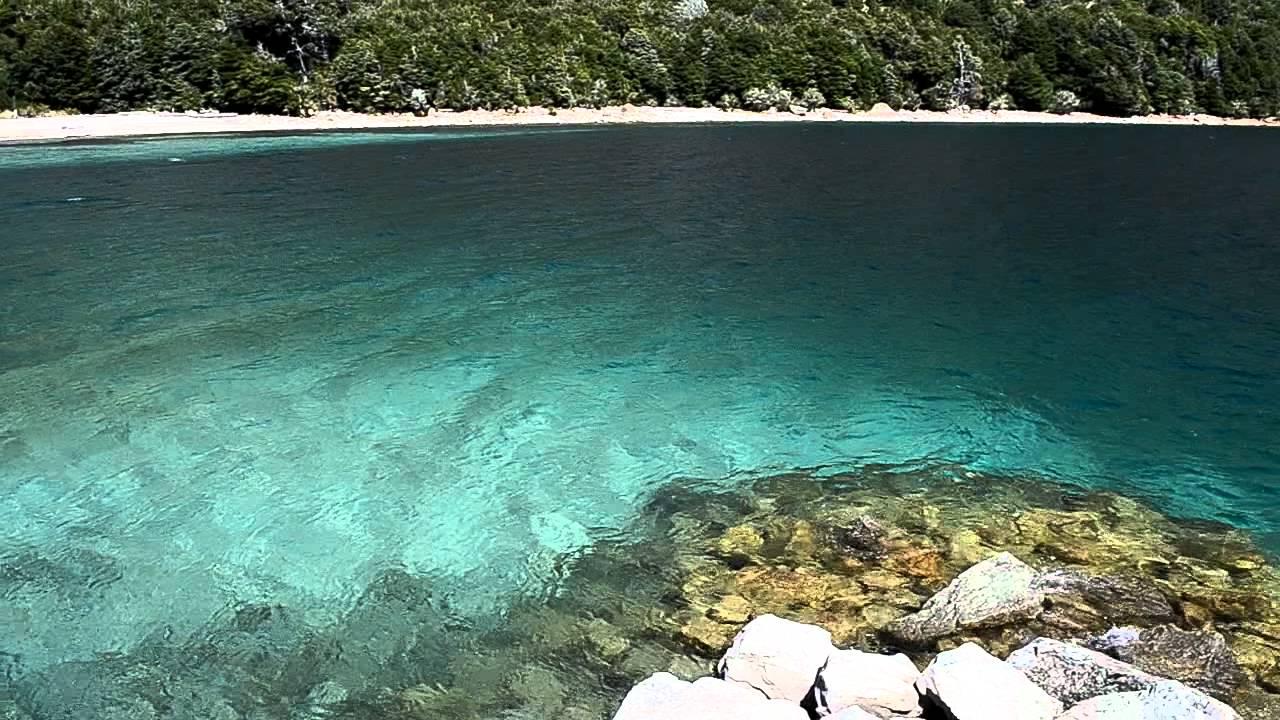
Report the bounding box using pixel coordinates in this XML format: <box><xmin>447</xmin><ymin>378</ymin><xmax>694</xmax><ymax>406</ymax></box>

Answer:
<box><xmin>1</xmin><ymin>125</ymin><xmax>1279</xmax><ymax>714</ymax></box>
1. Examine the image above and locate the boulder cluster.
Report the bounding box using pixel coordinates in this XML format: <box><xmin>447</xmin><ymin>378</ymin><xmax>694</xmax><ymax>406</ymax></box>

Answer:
<box><xmin>615</xmin><ymin>556</ymin><xmax>1247</xmax><ymax>719</ymax></box>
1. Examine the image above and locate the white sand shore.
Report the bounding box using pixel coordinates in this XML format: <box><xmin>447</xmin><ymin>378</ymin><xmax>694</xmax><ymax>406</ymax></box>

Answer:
<box><xmin>1</xmin><ymin>105</ymin><xmax>1276</xmax><ymax>142</ymax></box>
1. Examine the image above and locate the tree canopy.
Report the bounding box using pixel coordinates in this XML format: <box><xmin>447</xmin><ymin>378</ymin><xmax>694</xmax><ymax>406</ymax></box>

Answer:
<box><xmin>2</xmin><ymin>0</ymin><xmax>1278</xmax><ymax>118</ymax></box>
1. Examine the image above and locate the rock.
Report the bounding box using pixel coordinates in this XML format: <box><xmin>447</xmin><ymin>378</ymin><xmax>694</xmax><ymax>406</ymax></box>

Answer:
<box><xmin>1036</xmin><ymin>571</ymin><xmax>1175</xmax><ymax>629</ymax></box>
<box><xmin>1087</xmin><ymin>625</ymin><xmax>1244</xmax><ymax>700</ymax></box>
<box><xmin>884</xmin><ymin>553</ymin><xmax>1042</xmax><ymax>645</ymax></box>
<box><xmin>584</xmin><ymin>618</ymin><xmax>632</xmax><ymax>660</ymax></box>
<box><xmin>1006</xmin><ymin>637</ymin><xmax>1162</xmax><ymax>707</ymax></box>
<box><xmin>823</xmin><ymin>708</ymin><xmax>883</xmax><ymax>720</ymax></box>
<box><xmin>828</xmin><ymin>516</ymin><xmax>887</xmax><ymax>559</ymax></box>
<box><xmin>507</xmin><ymin>664</ymin><xmax>566</xmax><ymax>716</ymax></box>
<box><xmin>915</xmin><ymin>642</ymin><xmax>1062</xmax><ymax>720</ymax></box>
<box><xmin>813</xmin><ymin>649</ymin><xmax>921</xmax><ymax>717</ymax></box>
<box><xmin>1054</xmin><ymin>680</ymin><xmax>1241</xmax><ymax>720</ymax></box>
<box><xmin>718</xmin><ymin>615</ymin><xmax>836</xmax><ymax>703</ymax></box>
<box><xmin>867</xmin><ymin>102</ymin><xmax>896</xmax><ymax>116</ymax></box>
<box><xmin>717</xmin><ymin>525</ymin><xmax>765</xmax><ymax>564</ymax></box>
<box><xmin>680</xmin><ymin>615</ymin><xmax>735</xmax><ymax>654</ymax></box>
<box><xmin>612</xmin><ymin>672</ymin><xmax>809</xmax><ymax>720</ymax></box>
<box><xmin>710</xmin><ymin>595</ymin><xmax>753</xmax><ymax>624</ymax></box>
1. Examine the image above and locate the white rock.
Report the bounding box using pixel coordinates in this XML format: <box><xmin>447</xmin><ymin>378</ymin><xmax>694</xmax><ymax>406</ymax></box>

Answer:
<box><xmin>718</xmin><ymin>614</ymin><xmax>836</xmax><ymax>703</ymax></box>
<box><xmin>612</xmin><ymin>672</ymin><xmax>808</xmax><ymax>720</ymax></box>
<box><xmin>814</xmin><ymin>649</ymin><xmax>921</xmax><ymax>717</ymax></box>
<box><xmin>823</xmin><ymin>707</ymin><xmax>883</xmax><ymax>720</ymax></box>
<box><xmin>1052</xmin><ymin>681</ymin><xmax>1241</xmax><ymax>720</ymax></box>
<box><xmin>915</xmin><ymin>642</ymin><xmax>1062</xmax><ymax>720</ymax></box>
<box><xmin>885</xmin><ymin>552</ymin><xmax>1043</xmax><ymax>644</ymax></box>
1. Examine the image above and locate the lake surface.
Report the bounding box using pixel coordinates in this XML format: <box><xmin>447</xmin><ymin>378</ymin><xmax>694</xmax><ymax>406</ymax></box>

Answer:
<box><xmin>2</xmin><ymin>124</ymin><xmax>1279</xmax><ymax>715</ymax></box>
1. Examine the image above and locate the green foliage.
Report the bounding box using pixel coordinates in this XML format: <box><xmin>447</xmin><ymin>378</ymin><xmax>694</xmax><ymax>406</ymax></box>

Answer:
<box><xmin>1</xmin><ymin>0</ymin><xmax>1278</xmax><ymax>118</ymax></box>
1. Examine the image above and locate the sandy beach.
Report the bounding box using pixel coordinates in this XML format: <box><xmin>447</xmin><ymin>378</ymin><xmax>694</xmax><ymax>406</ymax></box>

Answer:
<box><xmin>1</xmin><ymin>105</ymin><xmax>1276</xmax><ymax>143</ymax></box>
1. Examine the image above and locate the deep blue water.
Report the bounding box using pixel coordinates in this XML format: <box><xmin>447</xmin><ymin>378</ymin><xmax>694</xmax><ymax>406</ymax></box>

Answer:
<box><xmin>1</xmin><ymin>124</ymin><xmax>1279</xmax><ymax>684</ymax></box>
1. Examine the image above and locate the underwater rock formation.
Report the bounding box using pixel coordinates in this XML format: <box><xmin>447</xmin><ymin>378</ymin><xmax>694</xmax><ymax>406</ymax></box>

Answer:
<box><xmin>5</xmin><ymin>464</ymin><xmax>1280</xmax><ymax>720</ymax></box>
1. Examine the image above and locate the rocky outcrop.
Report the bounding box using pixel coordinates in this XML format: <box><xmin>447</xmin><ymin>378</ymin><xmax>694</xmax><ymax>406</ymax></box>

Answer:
<box><xmin>717</xmin><ymin>615</ymin><xmax>836</xmax><ymax>703</ymax></box>
<box><xmin>1055</xmin><ymin>680</ymin><xmax>1242</xmax><ymax>720</ymax></box>
<box><xmin>1007</xmin><ymin>637</ymin><xmax>1162</xmax><ymax>706</ymax></box>
<box><xmin>1088</xmin><ymin>625</ymin><xmax>1244</xmax><ymax>700</ymax></box>
<box><xmin>612</xmin><ymin>673</ymin><xmax>808</xmax><ymax>720</ymax></box>
<box><xmin>915</xmin><ymin>642</ymin><xmax>1062</xmax><ymax>720</ymax></box>
<box><xmin>884</xmin><ymin>555</ymin><xmax>1176</xmax><ymax>648</ymax></box>
<box><xmin>812</xmin><ymin>649</ymin><xmax>921</xmax><ymax>717</ymax></box>
<box><xmin>883</xmin><ymin>553</ymin><xmax>1043</xmax><ymax>644</ymax></box>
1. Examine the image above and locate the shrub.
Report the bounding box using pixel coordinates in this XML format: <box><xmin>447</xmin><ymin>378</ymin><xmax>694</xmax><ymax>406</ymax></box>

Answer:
<box><xmin>801</xmin><ymin>87</ymin><xmax>826</xmax><ymax>110</ymax></box>
<box><xmin>1050</xmin><ymin>90</ymin><xmax>1080</xmax><ymax>114</ymax></box>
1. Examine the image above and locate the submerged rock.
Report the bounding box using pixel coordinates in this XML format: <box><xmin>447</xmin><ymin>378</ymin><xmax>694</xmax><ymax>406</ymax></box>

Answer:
<box><xmin>1088</xmin><ymin>625</ymin><xmax>1244</xmax><ymax>700</ymax></box>
<box><xmin>1035</xmin><ymin>571</ymin><xmax>1175</xmax><ymax>630</ymax></box>
<box><xmin>915</xmin><ymin>642</ymin><xmax>1062</xmax><ymax>720</ymax></box>
<box><xmin>717</xmin><ymin>614</ymin><xmax>835</xmax><ymax>703</ymax></box>
<box><xmin>613</xmin><ymin>672</ymin><xmax>808</xmax><ymax>720</ymax></box>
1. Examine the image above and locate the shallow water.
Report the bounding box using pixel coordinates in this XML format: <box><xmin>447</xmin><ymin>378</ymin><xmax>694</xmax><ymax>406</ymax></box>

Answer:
<box><xmin>1</xmin><ymin>124</ymin><xmax>1279</xmax><ymax>700</ymax></box>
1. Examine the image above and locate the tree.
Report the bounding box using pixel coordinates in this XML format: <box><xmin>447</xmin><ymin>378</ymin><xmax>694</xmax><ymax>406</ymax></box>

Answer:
<box><xmin>1007</xmin><ymin>55</ymin><xmax>1053</xmax><ymax>111</ymax></box>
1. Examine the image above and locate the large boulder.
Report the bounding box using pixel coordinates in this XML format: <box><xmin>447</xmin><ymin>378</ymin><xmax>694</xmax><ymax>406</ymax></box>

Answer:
<box><xmin>884</xmin><ymin>553</ymin><xmax>1043</xmax><ymax>644</ymax></box>
<box><xmin>813</xmin><ymin>649</ymin><xmax>921</xmax><ymax>717</ymax></box>
<box><xmin>612</xmin><ymin>672</ymin><xmax>808</xmax><ymax>720</ymax></box>
<box><xmin>1036</xmin><ymin>571</ymin><xmax>1175</xmax><ymax>631</ymax></box>
<box><xmin>1088</xmin><ymin>625</ymin><xmax>1244</xmax><ymax>700</ymax></box>
<box><xmin>823</xmin><ymin>708</ymin><xmax>883</xmax><ymax>720</ymax></box>
<box><xmin>1054</xmin><ymin>681</ymin><xmax>1241</xmax><ymax>720</ymax></box>
<box><xmin>1006</xmin><ymin>638</ymin><xmax>1162</xmax><ymax>706</ymax></box>
<box><xmin>718</xmin><ymin>615</ymin><xmax>836</xmax><ymax>703</ymax></box>
<box><xmin>915</xmin><ymin>642</ymin><xmax>1062</xmax><ymax>720</ymax></box>
<box><xmin>884</xmin><ymin>554</ymin><xmax>1176</xmax><ymax>647</ymax></box>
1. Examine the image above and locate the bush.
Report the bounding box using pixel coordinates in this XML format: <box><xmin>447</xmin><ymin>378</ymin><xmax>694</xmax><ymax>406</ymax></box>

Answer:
<box><xmin>742</xmin><ymin>83</ymin><xmax>792</xmax><ymax>111</ymax></box>
<box><xmin>800</xmin><ymin>87</ymin><xmax>826</xmax><ymax>110</ymax></box>
<box><xmin>1050</xmin><ymin>89</ymin><xmax>1081</xmax><ymax>114</ymax></box>
<box><xmin>716</xmin><ymin>93</ymin><xmax>740</xmax><ymax>110</ymax></box>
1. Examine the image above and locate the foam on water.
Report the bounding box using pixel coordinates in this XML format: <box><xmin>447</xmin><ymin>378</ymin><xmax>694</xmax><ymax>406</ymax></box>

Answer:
<box><xmin>1</xmin><ymin>125</ymin><xmax>1278</xmax><ymax>680</ymax></box>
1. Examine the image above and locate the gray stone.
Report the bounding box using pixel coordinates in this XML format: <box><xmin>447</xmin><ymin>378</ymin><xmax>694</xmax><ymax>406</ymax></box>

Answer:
<box><xmin>718</xmin><ymin>614</ymin><xmax>835</xmax><ymax>703</ymax></box>
<box><xmin>915</xmin><ymin>642</ymin><xmax>1062</xmax><ymax>720</ymax></box>
<box><xmin>612</xmin><ymin>672</ymin><xmax>809</xmax><ymax>720</ymax></box>
<box><xmin>1053</xmin><ymin>680</ymin><xmax>1241</xmax><ymax>720</ymax></box>
<box><xmin>827</xmin><ymin>516</ymin><xmax>887</xmax><ymax>560</ymax></box>
<box><xmin>1006</xmin><ymin>638</ymin><xmax>1162</xmax><ymax>707</ymax></box>
<box><xmin>813</xmin><ymin>649</ymin><xmax>921</xmax><ymax>717</ymax></box>
<box><xmin>1036</xmin><ymin>571</ymin><xmax>1175</xmax><ymax>631</ymax></box>
<box><xmin>1087</xmin><ymin>625</ymin><xmax>1244</xmax><ymax>700</ymax></box>
<box><xmin>885</xmin><ymin>553</ymin><xmax>1043</xmax><ymax>645</ymax></box>
<box><xmin>884</xmin><ymin>554</ymin><xmax>1177</xmax><ymax>647</ymax></box>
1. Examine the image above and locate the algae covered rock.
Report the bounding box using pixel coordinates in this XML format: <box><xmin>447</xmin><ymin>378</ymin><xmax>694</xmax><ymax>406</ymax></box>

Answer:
<box><xmin>1088</xmin><ymin>625</ymin><xmax>1244</xmax><ymax>700</ymax></box>
<box><xmin>915</xmin><ymin>642</ymin><xmax>1062</xmax><ymax>720</ymax></box>
<box><xmin>1035</xmin><ymin>570</ymin><xmax>1175</xmax><ymax>630</ymax></box>
<box><xmin>717</xmin><ymin>614</ymin><xmax>835</xmax><ymax>703</ymax></box>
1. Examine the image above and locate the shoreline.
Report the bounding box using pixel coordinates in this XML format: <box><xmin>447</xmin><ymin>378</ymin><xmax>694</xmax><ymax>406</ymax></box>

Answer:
<box><xmin>2</xmin><ymin>105</ymin><xmax>1277</xmax><ymax>143</ymax></box>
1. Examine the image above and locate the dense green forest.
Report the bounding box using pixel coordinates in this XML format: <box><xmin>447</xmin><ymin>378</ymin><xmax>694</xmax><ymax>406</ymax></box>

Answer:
<box><xmin>1</xmin><ymin>0</ymin><xmax>1278</xmax><ymax>118</ymax></box>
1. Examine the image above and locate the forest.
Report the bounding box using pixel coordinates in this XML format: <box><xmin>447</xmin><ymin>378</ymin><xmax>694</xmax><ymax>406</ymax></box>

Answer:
<box><xmin>1</xmin><ymin>0</ymin><xmax>1278</xmax><ymax>119</ymax></box>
